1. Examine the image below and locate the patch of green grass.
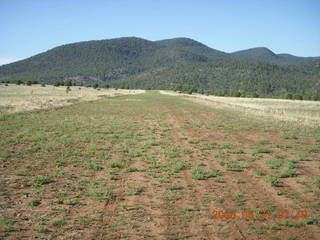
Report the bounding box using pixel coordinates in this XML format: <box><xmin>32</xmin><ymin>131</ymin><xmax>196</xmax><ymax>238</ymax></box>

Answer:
<box><xmin>124</xmin><ymin>166</ymin><xmax>140</xmax><ymax>173</ymax></box>
<box><xmin>279</xmin><ymin>160</ymin><xmax>297</xmax><ymax>178</ymax></box>
<box><xmin>34</xmin><ymin>175</ymin><xmax>51</xmax><ymax>186</ymax></box>
<box><xmin>124</xmin><ymin>185</ymin><xmax>143</xmax><ymax>196</ymax></box>
<box><xmin>172</xmin><ymin>159</ymin><xmax>190</xmax><ymax>172</ymax></box>
<box><xmin>252</xmin><ymin>146</ymin><xmax>273</xmax><ymax>155</ymax></box>
<box><xmin>262</xmin><ymin>223</ymin><xmax>281</xmax><ymax>231</ymax></box>
<box><xmin>306</xmin><ymin>215</ymin><xmax>319</xmax><ymax>225</ymax></box>
<box><xmin>188</xmin><ymin>139</ymin><xmax>200</xmax><ymax>144</ymax></box>
<box><xmin>0</xmin><ymin>150</ymin><xmax>10</xmax><ymax>161</ymax></box>
<box><xmin>62</xmin><ymin>199</ymin><xmax>81</xmax><ymax>205</ymax></box>
<box><xmin>265</xmin><ymin>158</ymin><xmax>281</xmax><ymax>169</ymax></box>
<box><xmin>210</xmin><ymin>167</ymin><xmax>223</xmax><ymax>177</ymax></box>
<box><xmin>278</xmin><ymin>220</ymin><xmax>305</xmax><ymax>228</ymax></box>
<box><xmin>225</xmin><ymin>160</ymin><xmax>246</xmax><ymax>172</ymax></box>
<box><xmin>164</xmin><ymin>146</ymin><xmax>180</xmax><ymax>158</ymax></box>
<box><xmin>308</xmin><ymin>145</ymin><xmax>320</xmax><ymax>153</ymax></box>
<box><xmin>83</xmin><ymin>182</ymin><xmax>114</xmax><ymax>201</ymax></box>
<box><xmin>107</xmin><ymin>160</ymin><xmax>124</xmax><ymax>169</ymax></box>
<box><xmin>50</xmin><ymin>219</ymin><xmax>65</xmax><ymax>227</ymax></box>
<box><xmin>276</xmin><ymin>143</ymin><xmax>295</xmax><ymax>149</ymax></box>
<box><xmin>201</xmin><ymin>141</ymin><xmax>232</xmax><ymax>150</ymax></box>
<box><xmin>33</xmin><ymin>217</ymin><xmax>46</xmax><ymax>233</ymax></box>
<box><xmin>55</xmin><ymin>159</ymin><xmax>65</xmax><ymax>167</ymax></box>
<box><xmin>107</xmin><ymin>170</ymin><xmax>119</xmax><ymax>180</ymax></box>
<box><xmin>190</xmin><ymin>167</ymin><xmax>211</xmax><ymax>180</ymax></box>
<box><xmin>27</xmin><ymin>199</ymin><xmax>41</xmax><ymax>206</ymax></box>
<box><xmin>297</xmin><ymin>152</ymin><xmax>310</xmax><ymax>161</ymax></box>
<box><xmin>281</xmin><ymin>134</ymin><xmax>298</xmax><ymax>140</ymax></box>
<box><xmin>189</xmin><ymin>167</ymin><xmax>222</xmax><ymax>180</ymax></box>
<box><xmin>311</xmin><ymin>176</ymin><xmax>320</xmax><ymax>188</ymax></box>
<box><xmin>226</xmin><ymin>149</ymin><xmax>245</xmax><ymax>154</ymax></box>
<box><xmin>256</xmin><ymin>138</ymin><xmax>269</xmax><ymax>145</ymax></box>
<box><xmin>14</xmin><ymin>169</ymin><xmax>29</xmax><ymax>176</ymax></box>
<box><xmin>232</xmin><ymin>177</ymin><xmax>241</xmax><ymax>184</ymax></box>
<box><xmin>83</xmin><ymin>160</ymin><xmax>103</xmax><ymax>171</ymax></box>
<box><xmin>0</xmin><ymin>217</ymin><xmax>18</xmax><ymax>232</ymax></box>
<box><xmin>165</xmin><ymin>184</ymin><xmax>183</xmax><ymax>191</ymax></box>
<box><xmin>265</xmin><ymin>174</ymin><xmax>281</xmax><ymax>187</ymax></box>
<box><xmin>253</xmin><ymin>167</ymin><xmax>264</xmax><ymax>177</ymax></box>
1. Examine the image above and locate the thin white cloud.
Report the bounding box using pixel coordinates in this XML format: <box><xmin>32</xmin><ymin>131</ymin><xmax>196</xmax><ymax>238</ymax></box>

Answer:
<box><xmin>0</xmin><ymin>58</ymin><xmax>22</xmax><ymax>66</ymax></box>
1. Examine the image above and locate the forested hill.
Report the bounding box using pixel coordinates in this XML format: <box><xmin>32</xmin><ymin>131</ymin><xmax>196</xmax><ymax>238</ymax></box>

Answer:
<box><xmin>156</xmin><ymin>38</ymin><xmax>228</xmax><ymax>61</ymax></box>
<box><xmin>0</xmin><ymin>37</ymin><xmax>319</xmax><ymax>99</ymax></box>
<box><xmin>111</xmin><ymin>60</ymin><xmax>320</xmax><ymax>100</ymax></box>
<box><xmin>231</xmin><ymin>47</ymin><xmax>319</xmax><ymax>65</ymax></box>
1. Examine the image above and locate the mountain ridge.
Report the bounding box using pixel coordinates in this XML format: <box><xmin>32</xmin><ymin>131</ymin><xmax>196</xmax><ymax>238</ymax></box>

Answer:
<box><xmin>1</xmin><ymin>36</ymin><xmax>319</xmax><ymax>100</ymax></box>
<box><xmin>2</xmin><ymin>36</ymin><xmax>318</xmax><ymax>67</ymax></box>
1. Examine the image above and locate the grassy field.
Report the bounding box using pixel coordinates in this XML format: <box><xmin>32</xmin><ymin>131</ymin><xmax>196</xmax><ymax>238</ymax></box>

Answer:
<box><xmin>0</xmin><ymin>91</ymin><xmax>320</xmax><ymax>239</ymax></box>
<box><xmin>161</xmin><ymin>91</ymin><xmax>320</xmax><ymax>126</ymax></box>
<box><xmin>0</xmin><ymin>84</ymin><xmax>144</xmax><ymax>115</ymax></box>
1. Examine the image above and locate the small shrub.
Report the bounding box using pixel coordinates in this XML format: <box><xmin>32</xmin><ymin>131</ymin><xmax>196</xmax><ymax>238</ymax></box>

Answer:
<box><xmin>16</xmin><ymin>80</ymin><xmax>23</xmax><ymax>85</ymax></box>
<box><xmin>26</xmin><ymin>80</ymin><xmax>32</xmax><ymax>86</ymax></box>
<box><xmin>66</xmin><ymin>86</ymin><xmax>71</xmax><ymax>94</ymax></box>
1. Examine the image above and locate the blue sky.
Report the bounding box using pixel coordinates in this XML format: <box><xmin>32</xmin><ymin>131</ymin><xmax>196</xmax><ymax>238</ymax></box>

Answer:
<box><xmin>1</xmin><ymin>0</ymin><xmax>319</xmax><ymax>65</ymax></box>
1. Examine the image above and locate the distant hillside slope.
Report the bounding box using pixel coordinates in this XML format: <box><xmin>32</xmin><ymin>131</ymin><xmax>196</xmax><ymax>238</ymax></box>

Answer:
<box><xmin>0</xmin><ymin>37</ymin><xmax>209</xmax><ymax>83</ymax></box>
<box><xmin>156</xmin><ymin>37</ymin><xmax>228</xmax><ymax>61</ymax></box>
<box><xmin>110</xmin><ymin>59</ymin><xmax>320</xmax><ymax>99</ymax></box>
<box><xmin>231</xmin><ymin>47</ymin><xmax>319</xmax><ymax>65</ymax></box>
<box><xmin>0</xmin><ymin>36</ymin><xmax>319</xmax><ymax>99</ymax></box>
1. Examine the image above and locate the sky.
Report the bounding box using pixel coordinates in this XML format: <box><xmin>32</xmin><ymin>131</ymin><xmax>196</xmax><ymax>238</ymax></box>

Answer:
<box><xmin>0</xmin><ymin>0</ymin><xmax>319</xmax><ymax>65</ymax></box>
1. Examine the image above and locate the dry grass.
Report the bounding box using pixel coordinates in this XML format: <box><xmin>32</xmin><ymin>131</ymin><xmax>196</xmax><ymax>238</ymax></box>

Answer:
<box><xmin>0</xmin><ymin>84</ymin><xmax>144</xmax><ymax>114</ymax></box>
<box><xmin>160</xmin><ymin>90</ymin><xmax>320</xmax><ymax>126</ymax></box>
